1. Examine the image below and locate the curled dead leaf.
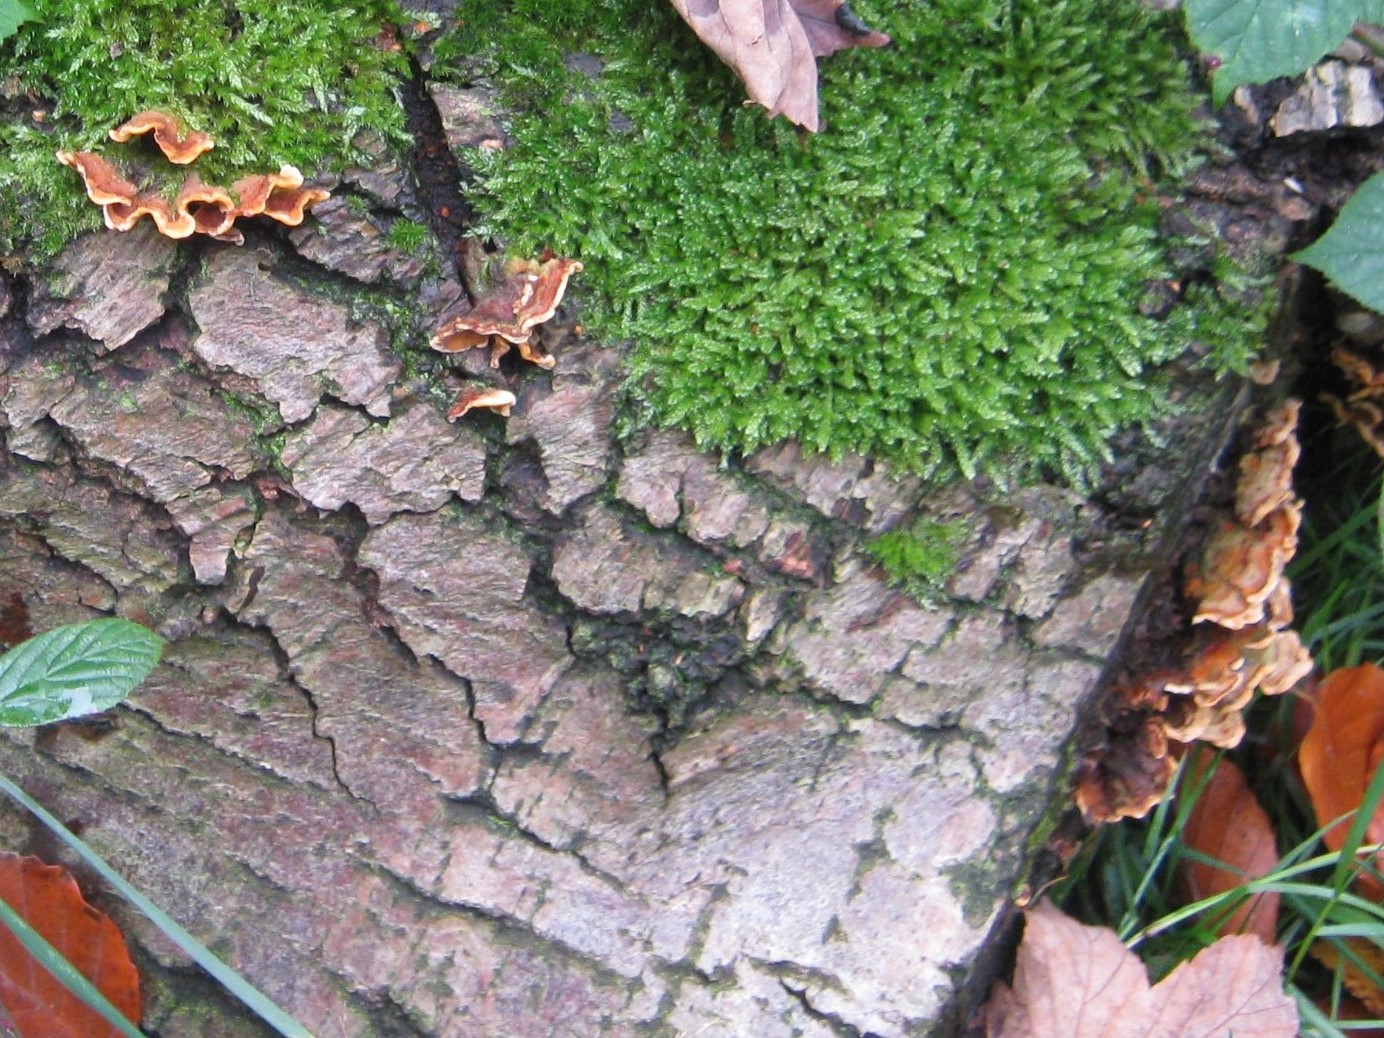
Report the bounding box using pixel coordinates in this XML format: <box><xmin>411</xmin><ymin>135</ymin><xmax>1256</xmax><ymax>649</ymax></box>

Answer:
<box><xmin>666</xmin><ymin>0</ymin><xmax>890</xmax><ymax>132</ymax></box>
<box><xmin>1176</xmin><ymin>747</ymin><xmax>1279</xmax><ymax>943</ymax></box>
<box><xmin>1299</xmin><ymin>664</ymin><xmax>1384</xmax><ymax>896</ymax></box>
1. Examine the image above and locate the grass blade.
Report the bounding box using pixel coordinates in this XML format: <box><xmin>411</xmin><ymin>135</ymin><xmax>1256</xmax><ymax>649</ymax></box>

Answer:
<box><xmin>0</xmin><ymin>774</ymin><xmax>312</xmax><ymax>1038</ymax></box>
<box><xmin>0</xmin><ymin>895</ymin><xmax>144</xmax><ymax>1037</ymax></box>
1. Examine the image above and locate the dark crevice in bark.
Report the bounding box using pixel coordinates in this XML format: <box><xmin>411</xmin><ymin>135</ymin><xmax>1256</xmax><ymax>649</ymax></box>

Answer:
<box><xmin>441</xmin><ymin>790</ymin><xmax>626</xmax><ymax>890</ymax></box>
<box><xmin>778</xmin><ymin>983</ymin><xmax>872</xmax><ymax>1038</ymax></box>
<box><xmin>398</xmin><ymin>56</ymin><xmax>479</xmax><ymax>294</ymax></box>
<box><xmin>225</xmin><ymin>602</ymin><xmax>378</xmax><ymax>806</ymax></box>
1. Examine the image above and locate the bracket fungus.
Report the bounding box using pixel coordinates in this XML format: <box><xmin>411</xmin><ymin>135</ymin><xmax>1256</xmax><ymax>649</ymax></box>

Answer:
<box><xmin>1076</xmin><ymin>399</ymin><xmax>1313</xmax><ymax>823</ymax></box>
<box><xmin>431</xmin><ymin>255</ymin><xmax>583</xmax><ymax>370</ymax></box>
<box><xmin>109</xmin><ymin>110</ymin><xmax>215</xmax><ymax>165</ymax></box>
<box><xmin>59</xmin><ymin>113</ymin><xmax>329</xmax><ymax>245</ymax></box>
<box><xmin>447</xmin><ymin>386</ymin><xmax>517</xmax><ymax>420</ymax></box>
<box><xmin>431</xmin><ymin>254</ymin><xmax>582</xmax><ymax>420</ymax></box>
<box><xmin>1327</xmin><ymin>345</ymin><xmax>1384</xmax><ymax>457</ymax></box>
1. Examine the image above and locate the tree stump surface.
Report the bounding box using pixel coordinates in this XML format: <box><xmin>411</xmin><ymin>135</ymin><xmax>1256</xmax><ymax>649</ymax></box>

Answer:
<box><xmin>0</xmin><ymin>104</ymin><xmax>1256</xmax><ymax>1038</ymax></box>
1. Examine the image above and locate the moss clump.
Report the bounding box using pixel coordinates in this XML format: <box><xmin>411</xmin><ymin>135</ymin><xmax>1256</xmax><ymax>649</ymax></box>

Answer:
<box><xmin>865</xmin><ymin>518</ymin><xmax>968</xmax><ymax>596</ymax></box>
<box><xmin>439</xmin><ymin>0</ymin><xmax>1245</xmax><ymax>484</ymax></box>
<box><xmin>0</xmin><ymin>0</ymin><xmax>408</xmax><ymax>256</ymax></box>
<box><xmin>385</xmin><ymin>217</ymin><xmax>430</xmax><ymax>253</ymax></box>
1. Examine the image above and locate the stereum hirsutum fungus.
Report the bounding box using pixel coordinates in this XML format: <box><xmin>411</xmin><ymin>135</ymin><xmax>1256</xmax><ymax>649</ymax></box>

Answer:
<box><xmin>1075</xmin><ymin>399</ymin><xmax>1313</xmax><ymax>824</ymax></box>
<box><xmin>58</xmin><ymin>111</ymin><xmax>329</xmax><ymax>245</ymax></box>
<box><xmin>431</xmin><ymin>255</ymin><xmax>583</xmax><ymax>421</ymax></box>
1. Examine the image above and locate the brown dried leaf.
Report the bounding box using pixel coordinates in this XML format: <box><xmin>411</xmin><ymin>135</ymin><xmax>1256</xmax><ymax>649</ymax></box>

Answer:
<box><xmin>0</xmin><ymin>853</ymin><xmax>142</xmax><ymax>1037</ymax></box>
<box><xmin>664</xmin><ymin>0</ymin><xmax>889</xmax><ymax>132</ymax></box>
<box><xmin>1299</xmin><ymin>664</ymin><xmax>1384</xmax><ymax>897</ymax></box>
<box><xmin>1176</xmin><ymin>747</ymin><xmax>1279</xmax><ymax>943</ymax></box>
<box><xmin>983</xmin><ymin>900</ymin><xmax>1297</xmax><ymax>1038</ymax></box>
<box><xmin>1311</xmin><ymin>939</ymin><xmax>1384</xmax><ymax>1018</ymax></box>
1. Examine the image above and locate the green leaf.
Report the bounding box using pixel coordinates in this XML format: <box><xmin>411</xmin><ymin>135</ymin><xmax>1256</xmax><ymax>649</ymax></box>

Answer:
<box><xmin>0</xmin><ymin>0</ymin><xmax>34</xmax><ymax>44</ymax></box>
<box><xmin>1184</xmin><ymin>0</ymin><xmax>1370</xmax><ymax>103</ymax></box>
<box><xmin>0</xmin><ymin>619</ymin><xmax>163</xmax><ymax>727</ymax></box>
<box><xmin>1294</xmin><ymin>170</ymin><xmax>1384</xmax><ymax>313</ymax></box>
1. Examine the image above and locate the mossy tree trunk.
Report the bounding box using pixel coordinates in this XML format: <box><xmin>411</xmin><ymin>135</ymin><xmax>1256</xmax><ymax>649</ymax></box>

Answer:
<box><xmin>0</xmin><ymin>93</ymin><xmax>1280</xmax><ymax>1038</ymax></box>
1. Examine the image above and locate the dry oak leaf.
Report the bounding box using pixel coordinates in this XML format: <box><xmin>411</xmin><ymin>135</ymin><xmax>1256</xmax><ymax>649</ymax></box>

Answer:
<box><xmin>109</xmin><ymin>109</ymin><xmax>214</xmax><ymax>164</ymax></box>
<box><xmin>1299</xmin><ymin>663</ymin><xmax>1384</xmax><ymax>897</ymax></box>
<box><xmin>1176</xmin><ymin>747</ymin><xmax>1279</xmax><ymax>944</ymax></box>
<box><xmin>982</xmin><ymin>900</ymin><xmax>1297</xmax><ymax>1038</ymax></box>
<box><xmin>665</xmin><ymin>0</ymin><xmax>890</xmax><ymax>132</ymax></box>
<box><xmin>0</xmin><ymin>852</ymin><xmax>141</xmax><ymax>1038</ymax></box>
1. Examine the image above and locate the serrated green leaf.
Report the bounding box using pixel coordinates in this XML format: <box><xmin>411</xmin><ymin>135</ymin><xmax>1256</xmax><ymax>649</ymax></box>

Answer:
<box><xmin>1294</xmin><ymin>170</ymin><xmax>1384</xmax><ymax>313</ymax></box>
<box><xmin>0</xmin><ymin>0</ymin><xmax>34</xmax><ymax>44</ymax></box>
<box><xmin>0</xmin><ymin>619</ymin><xmax>163</xmax><ymax>727</ymax></box>
<box><xmin>1184</xmin><ymin>0</ymin><xmax>1368</xmax><ymax>103</ymax></box>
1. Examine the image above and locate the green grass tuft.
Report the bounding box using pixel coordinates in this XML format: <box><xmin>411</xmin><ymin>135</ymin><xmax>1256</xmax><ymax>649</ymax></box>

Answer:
<box><xmin>0</xmin><ymin>0</ymin><xmax>408</xmax><ymax>257</ymax></box>
<box><xmin>438</xmin><ymin>0</ymin><xmax>1248</xmax><ymax>484</ymax></box>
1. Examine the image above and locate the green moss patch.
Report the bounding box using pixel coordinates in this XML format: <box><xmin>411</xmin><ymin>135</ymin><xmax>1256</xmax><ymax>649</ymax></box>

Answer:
<box><xmin>865</xmin><ymin>518</ymin><xmax>968</xmax><ymax>597</ymax></box>
<box><xmin>0</xmin><ymin>0</ymin><xmax>407</xmax><ymax>256</ymax></box>
<box><xmin>440</xmin><ymin>0</ymin><xmax>1252</xmax><ymax>484</ymax></box>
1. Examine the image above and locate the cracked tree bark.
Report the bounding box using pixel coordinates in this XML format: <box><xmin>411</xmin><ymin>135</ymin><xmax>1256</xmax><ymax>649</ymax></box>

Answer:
<box><xmin>0</xmin><ymin>79</ymin><xmax>1286</xmax><ymax>1038</ymax></box>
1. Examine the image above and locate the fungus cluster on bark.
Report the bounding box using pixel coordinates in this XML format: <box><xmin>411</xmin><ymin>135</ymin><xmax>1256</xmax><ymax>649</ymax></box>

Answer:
<box><xmin>58</xmin><ymin>111</ymin><xmax>329</xmax><ymax>245</ymax></box>
<box><xmin>430</xmin><ymin>255</ymin><xmax>583</xmax><ymax>421</ymax></box>
<box><xmin>1327</xmin><ymin>344</ymin><xmax>1384</xmax><ymax>456</ymax></box>
<box><xmin>1075</xmin><ymin>400</ymin><xmax>1313</xmax><ymax>823</ymax></box>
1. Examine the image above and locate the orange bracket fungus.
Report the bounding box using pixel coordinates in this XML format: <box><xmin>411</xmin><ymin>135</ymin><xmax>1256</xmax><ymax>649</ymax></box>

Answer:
<box><xmin>431</xmin><ymin>255</ymin><xmax>583</xmax><ymax>370</ymax></box>
<box><xmin>447</xmin><ymin>386</ymin><xmax>517</xmax><ymax>421</ymax></box>
<box><xmin>110</xmin><ymin>109</ymin><xmax>215</xmax><ymax>164</ymax></box>
<box><xmin>59</xmin><ymin>114</ymin><xmax>329</xmax><ymax>244</ymax></box>
<box><xmin>1327</xmin><ymin>346</ymin><xmax>1384</xmax><ymax>457</ymax></box>
<box><xmin>431</xmin><ymin>254</ymin><xmax>582</xmax><ymax>420</ymax></box>
<box><xmin>1076</xmin><ymin>399</ymin><xmax>1313</xmax><ymax>823</ymax></box>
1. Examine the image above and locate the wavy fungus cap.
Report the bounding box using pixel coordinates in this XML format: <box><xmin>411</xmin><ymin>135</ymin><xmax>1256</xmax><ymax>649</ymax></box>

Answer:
<box><xmin>109</xmin><ymin>110</ymin><xmax>215</xmax><ymax>165</ymax></box>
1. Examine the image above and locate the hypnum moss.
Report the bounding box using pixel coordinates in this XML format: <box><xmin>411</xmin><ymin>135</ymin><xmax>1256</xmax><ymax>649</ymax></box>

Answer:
<box><xmin>0</xmin><ymin>0</ymin><xmax>408</xmax><ymax>257</ymax></box>
<box><xmin>439</xmin><ymin>0</ymin><xmax>1246</xmax><ymax>485</ymax></box>
<box><xmin>866</xmin><ymin>519</ymin><xmax>969</xmax><ymax>596</ymax></box>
